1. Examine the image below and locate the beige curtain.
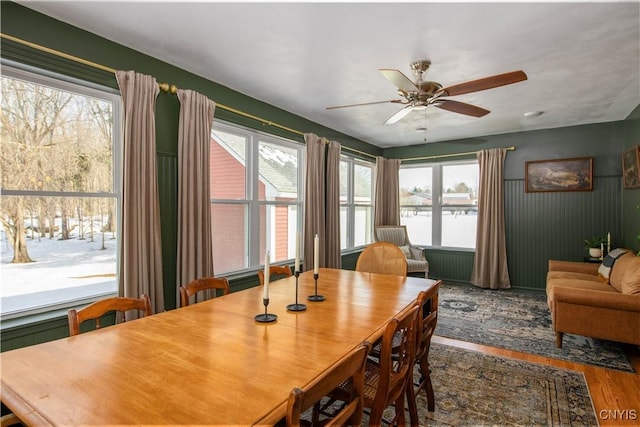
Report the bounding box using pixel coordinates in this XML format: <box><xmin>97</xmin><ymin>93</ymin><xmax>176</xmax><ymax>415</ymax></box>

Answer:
<box><xmin>303</xmin><ymin>133</ymin><xmax>326</xmax><ymax>272</ymax></box>
<box><xmin>325</xmin><ymin>140</ymin><xmax>342</xmax><ymax>268</ymax></box>
<box><xmin>116</xmin><ymin>70</ymin><xmax>164</xmax><ymax>314</ymax></box>
<box><xmin>374</xmin><ymin>156</ymin><xmax>401</xmax><ymax>226</ymax></box>
<box><xmin>176</xmin><ymin>89</ymin><xmax>216</xmax><ymax>299</ymax></box>
<box><xmin>470</xmin><ymin>148</ymin><xmax>511</xmax><ymax>289</ymax></box>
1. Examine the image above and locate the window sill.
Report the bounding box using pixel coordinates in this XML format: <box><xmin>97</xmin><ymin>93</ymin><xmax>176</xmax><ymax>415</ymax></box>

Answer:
<box><xmin>1</xmin><ymin>283</ymin><xmax>116</xmax><ymax>328</ymax></box>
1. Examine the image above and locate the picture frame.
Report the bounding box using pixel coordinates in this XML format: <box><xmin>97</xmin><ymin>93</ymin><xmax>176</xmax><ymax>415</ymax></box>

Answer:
<box><xmin>622</xmin><ymin>145</ymin><xmax>640</xmax><ymax>189</ymax></box>
<box><xmin>525</xmin><ymin>157</ymin><xmax>593</xmax><ymax>193</ymax></box>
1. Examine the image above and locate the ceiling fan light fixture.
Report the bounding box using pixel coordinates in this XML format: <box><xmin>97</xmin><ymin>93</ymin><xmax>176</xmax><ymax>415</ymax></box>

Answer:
<box><xmin>523</xmin><ymin>110</ymin><xmax>544</xmax><ymax>118</ymax></box>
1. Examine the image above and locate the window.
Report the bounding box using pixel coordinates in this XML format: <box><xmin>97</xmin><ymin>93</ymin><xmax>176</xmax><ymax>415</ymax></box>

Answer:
<box><xmin>210</xmin><ymin>122</ymin><xmax>303</xmax><ymax>274</ymax></box>
<box><xmin>1</xmin><ymin>64</ymin><xmax>121</xmax><ymax>318</ymax></box>
<box><xmin>340</xmin><ymin>156</ymin><xmax>374</xmax><ymax>250</ymax></box>
<box><xmin>400</xmin><ymin>161</ymin><xmax>478</xmax><ymax>249</ymax></box>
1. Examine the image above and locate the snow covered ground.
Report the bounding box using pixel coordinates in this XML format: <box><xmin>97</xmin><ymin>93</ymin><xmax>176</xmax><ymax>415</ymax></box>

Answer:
<box><xmin>1</xmin><ymin>230</ymin><xmax>117</xmax><ymax>316</ymax></box>
<box><xmin>402</xmin><ymin>210</ymin><xmax>477</xmax><ymax>248</ymax></box>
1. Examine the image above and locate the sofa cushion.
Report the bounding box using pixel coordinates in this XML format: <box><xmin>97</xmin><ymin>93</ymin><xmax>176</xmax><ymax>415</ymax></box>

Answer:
<box><xmin>547</xmin><ymin>271</ymin><xmax>602</xmax><ymax>282</ymax></box>
<box><xmin>547</xmin><ymin>278</ymin><xmax>616</xmax><ymax>293</ymax></box>
<box><xmin>546</xmin><ymin>278</ymin><xmax>616</xmax><ymax>309</ymax></box>
<box><xmin>609</xmin><ymin>252</ymin><xmax>637</xmax><ymax>291</ymax></box>
<box><xmin>621</xmin><ymin>256</ymin><xmax>640</xmax><ymax>295</ymax></box>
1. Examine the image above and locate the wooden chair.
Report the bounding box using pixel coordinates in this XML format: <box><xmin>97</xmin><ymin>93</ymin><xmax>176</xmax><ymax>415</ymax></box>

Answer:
<box><xmin>179</xmin><ymin>277</ymin><xmax>230</xmax><ymax>308</ymax></box>
<box><xmin>257</xmin><ymin>265</ymin><xmax>293</xmax><ymax>286</ymax></box>
<box><xmin>374</xmin><ymin>225</ymin><xmax>429</xmax><ymax>278</ymax></box>
<box><xmin>67</xmin><ymin>294</ymin><xmax>152</xmax><ymax>336</ymax></box>
<box><xmin>327</xmin><ymin>305</ymin><xmax>419</xmax><ymax>426</ymax></box>
<box><xmin>0</xmin><ymin>413</ymin><xmax>21</xmax><ymax>427</ymax></box>
<box><xmin>286</xmin><ymin>342</ymin><xmax>371</xmax><ymax>427</ymax></box>
<box><xmin>406</xmin><ymin>284</ymin><xmax>440</xmax><ymax>426</ymax></box>
<box><xmin>355</xmin><ymin>241</ymin><xmax>408</xmax><ymax>276</ymax></box>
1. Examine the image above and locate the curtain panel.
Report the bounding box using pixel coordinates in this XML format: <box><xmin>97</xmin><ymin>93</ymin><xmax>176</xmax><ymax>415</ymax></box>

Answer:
<box><xmin>176</xmin><ymin>89</ymin><xmax>216</xmax><ymax>299</ymax></box>
<box><xmin>325</xmin><ymin>140</ymin><xmax>342</xmax><ymax>269</ymax></box>
<box><xmin>374</xmin><ymin>156</ymin><xmax>401</xmax><ymax>226</ymax></box>
<box><xmin>303</xmin><ymin>134</ymin><xmax>326</xmax><ymax>272</ymax></box>
<box><xmin>470</xmin><ymin>148</ymin><xmax>511</xmax><ymax>289</ymax></box>
<box><xmin>116</xmin><ymin>70</ymin><xmax>165</xmax><ymax>314</ymax></box>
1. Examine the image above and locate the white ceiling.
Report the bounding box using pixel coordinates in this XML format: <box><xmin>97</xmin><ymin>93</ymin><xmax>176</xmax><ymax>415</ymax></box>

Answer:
<box><xmin>18</xmin><ymin>1</ymin><xmax>640</xmax><ymax>148</ymax></box>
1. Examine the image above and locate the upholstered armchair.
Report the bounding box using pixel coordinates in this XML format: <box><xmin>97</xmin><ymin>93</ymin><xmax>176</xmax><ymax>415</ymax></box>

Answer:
<box><xmin>374</xmin><ymin>225</ymin><xmax>429</xmax><ymax>278</ymax></box>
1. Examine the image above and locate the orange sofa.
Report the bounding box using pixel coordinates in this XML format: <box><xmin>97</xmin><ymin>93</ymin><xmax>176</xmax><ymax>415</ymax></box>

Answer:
<box><xmin>546</xmin><ymin>250</ymin><xmax>640</xmax><ymax>348</ymax></box>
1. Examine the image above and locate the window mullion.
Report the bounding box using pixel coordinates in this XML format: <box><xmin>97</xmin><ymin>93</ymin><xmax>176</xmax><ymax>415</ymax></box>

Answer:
<box><xmin>247</xmin><ymin>135</ymin><xmax>261</xmax><ymax>268</ymax></box>
<box><xmin>432</xmin><ymin>164</ymin><xmax>443</xmax><ymax>247</ymax></box>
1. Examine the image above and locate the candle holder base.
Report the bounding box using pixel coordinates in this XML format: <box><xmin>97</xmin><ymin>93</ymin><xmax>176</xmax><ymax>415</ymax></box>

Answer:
<box><xmin>308</xmin><ymin>273</ymin><xmax>325</xmax><ymax>301</ymax></box>
<box><xmin>254</xmin><ymin>313</ymin><xmax>277</xmax><ymax>323</ymax></box>
<box><xmin>255</xmin><ymin>297</ymin><xmax>277</xmax><ymax>322</ymax></box>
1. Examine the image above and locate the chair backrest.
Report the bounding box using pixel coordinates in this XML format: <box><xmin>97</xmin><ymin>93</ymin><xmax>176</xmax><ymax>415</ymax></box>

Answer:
<box><xmin>286</xmin><ymin>341</ymin><xmax>371</xmax><ymax>427</ymax></box>
<box><xmin>374</xmin><ymin>225</ymin><xmax>410</xmax><ymax>247</ymax></box>
<box><xmin>371</xmin><ymin>304</ymin><xmax>420</xmax><ymax>419</ymax></box>
<box><xmin>415</xmin><ymin>283</ymin><xmax>440</xmax><ymax>362</ymax></box>
<box><xmin>179</xmin><ymin>277</ymin><xmax>230</xmax><ymax>308</ymax></box>
<box><xmin>355</xmin><ymin>242</ymin><xmax>408</xmax><ymax>276</ymax></box>
<box><xmin>68</xmin><ymin>294</ymin><xmax>152</xmax><ymax>336</ymax></box>
<box><xmin>257</xmin><ymin>265</ymin><xmax>293</xmax><ymax>286</ymax></box>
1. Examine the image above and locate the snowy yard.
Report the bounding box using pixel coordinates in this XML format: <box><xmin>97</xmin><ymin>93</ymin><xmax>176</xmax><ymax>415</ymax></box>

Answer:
<box><xmin>1</xmin><ymin>230</ymin><xmax>117</xmax><ymax>316</ymax></box>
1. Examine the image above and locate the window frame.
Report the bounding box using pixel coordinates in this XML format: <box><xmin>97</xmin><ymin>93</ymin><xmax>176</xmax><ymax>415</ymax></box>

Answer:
<box><xmin>399</xmin><ymin>159</ymin><xmax>478</xmax><ymax>251</ymax></box>
<box><xmin>210</xmin><ymin>120</ymin><xmax>304</xmax><ymax>275</ymax></box>
<box><xmin>340</xmin><ymin>154</ymin><xmax>374</xmax><ymax>251</ymax></box>
<box><xmin>0</xmin><ymin>62</ymin><xmax>122</xmax><ymax>321</ymax></box>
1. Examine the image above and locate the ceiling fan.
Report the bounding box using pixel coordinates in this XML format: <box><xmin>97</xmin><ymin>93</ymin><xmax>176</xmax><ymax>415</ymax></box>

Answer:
<box><xmin>326</xmin><ymin>60</ymin><xmax>527</xmax><ymax>125</ymax></box>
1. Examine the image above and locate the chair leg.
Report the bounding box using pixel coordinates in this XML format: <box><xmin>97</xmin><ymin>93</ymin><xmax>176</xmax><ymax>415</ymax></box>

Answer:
<box><xmin>395</xmin><ymin>394</ymin><xmax>407</xmax><ymax>427</ymax></box>
<box><xmin>555</xmin><ymin>332</ymin><xmax>563</xmax><ymax>348</ymax></box>
<box><xmin>418</xmin><ymin>356</ymin><xmax>435</xmax><ymax>412</ymax></box>
<box><xmin>368</xmin><ymin>404</ymin><xmax>384</xmax><ymax>427</ymax></box>
<box><xmin>406</xmin><ymin>376</ymin><xmax>420</xmax><ymax>427</ymax></box>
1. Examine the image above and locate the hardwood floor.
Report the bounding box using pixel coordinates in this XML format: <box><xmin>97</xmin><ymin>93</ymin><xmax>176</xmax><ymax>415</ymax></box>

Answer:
<box><xmin>432</xmin><ymin>335</ymin><xmax>640</xmax><ymax>426</ymax></box>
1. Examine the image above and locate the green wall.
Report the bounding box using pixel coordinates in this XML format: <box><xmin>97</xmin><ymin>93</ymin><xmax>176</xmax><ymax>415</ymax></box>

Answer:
<box><xmin>1</xmin><ymin>1</ymin><xmax>638</xmax><ymax>350</ymax></box>
<box><xmin>385</xmin><ymin>119</ymin><xmax>638</xmax><ymax>291</ymax></box>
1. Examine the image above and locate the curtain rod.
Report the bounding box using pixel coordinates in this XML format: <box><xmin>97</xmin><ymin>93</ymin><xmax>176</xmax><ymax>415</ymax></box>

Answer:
<box><xmin>401</xmin><ymin>146</ymin><xmax>515</xmax><ymax>162</ymax></box>
<box><xmin>1</xmin><ymin>33</ymin><xmax>376</xmax><ymax>160</ymax></box>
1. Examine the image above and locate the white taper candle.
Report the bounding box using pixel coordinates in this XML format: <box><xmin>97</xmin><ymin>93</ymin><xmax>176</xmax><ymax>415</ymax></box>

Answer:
<box><xmin>263</xmin><ymin>251</ymin><xmax>270</xmax><ymax>300</ymax></box>
<box><xmin>314</xmin><ymin>234</ymin><xmax>319</xmax><ymax>274</ymax></box>
<box><xmin>295</xmin><ymin>232</ymin><xmax>300</xmax><ymax>273</ymax></box>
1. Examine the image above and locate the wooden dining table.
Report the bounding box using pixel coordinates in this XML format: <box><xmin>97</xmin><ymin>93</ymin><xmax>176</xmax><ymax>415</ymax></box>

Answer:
<box><xmin>0</xmin><ymin>268</ymin><xmax>440</xmax><ymax>426</ymax></box>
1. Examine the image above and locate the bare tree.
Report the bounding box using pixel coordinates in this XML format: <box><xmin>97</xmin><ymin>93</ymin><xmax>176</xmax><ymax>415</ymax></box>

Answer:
<box><xmin>1</xmin><ymin>78</ymin><xmax>72</xmax><ymax>262</ymax></box>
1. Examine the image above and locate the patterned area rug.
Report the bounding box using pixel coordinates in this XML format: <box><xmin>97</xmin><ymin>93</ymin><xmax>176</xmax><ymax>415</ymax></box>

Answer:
<box><xmin>310</xmin><ymin>343</ymin><xmax>597</xmax><ymax>426</ymax></box>
<box><xmin>420</xmin><ymin>343</ymin><xmax>598</xmax><ymax>426</ymax></box>
<box><xmin>435</xmin><ymin>282</ymin><xmax>634</xmax><ymax>372</ymax></box>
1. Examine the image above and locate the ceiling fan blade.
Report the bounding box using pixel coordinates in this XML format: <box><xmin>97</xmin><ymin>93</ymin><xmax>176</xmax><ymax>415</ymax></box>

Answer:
<box><xmin>434</xmin><ymin>99</ymin><xmax>490</xmax><ymax>117</ymax></box>
<box><xmin>384</xmin><ymin>105</ymin><xmax>415</xmax><ymax>125</ymax></box>
<box><xmin>438</xmin><ymin>70</ymin><xmax>527</xmax><ymax>97</ymax></box>
<box><xmin>379</xmin><ymin>69</ymin><xmax>419</xmax><ymax>93</ymax></box>
<box><xmin>326</xmin><ymin>99</ymin><xmax>404</xmax><ymax>110</ymax></box>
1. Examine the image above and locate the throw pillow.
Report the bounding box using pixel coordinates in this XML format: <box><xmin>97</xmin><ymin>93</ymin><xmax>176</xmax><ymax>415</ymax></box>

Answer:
<box><xmin>598</xmin><ymin>248</ymin><xmax>628</xmax><ymax>283</ymax></box>
<box><xmin>399</xmin><ymin>245</ymin><xmax>413</xmax><ymax>259</ymax></box>
<box><xmin>609</xmin><ymin>252</ymin><xmax>635</xmax><ymax>292</ymax></box>
<box><xmin>621</xmin><ymin>256</ymin><xmax>640</xmax><ymax>295</ymax></box>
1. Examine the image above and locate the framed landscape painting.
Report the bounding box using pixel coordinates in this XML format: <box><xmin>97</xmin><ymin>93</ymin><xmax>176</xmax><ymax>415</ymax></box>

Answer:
<box><xmin>525</xmin><ymin>157</ymin><xmax>593</xmax><ymax>193</ymax></box>
<box><xmin>622</xmin><ymin>145</ymin><xmax>640</xmax><ymax>189</ymax></box>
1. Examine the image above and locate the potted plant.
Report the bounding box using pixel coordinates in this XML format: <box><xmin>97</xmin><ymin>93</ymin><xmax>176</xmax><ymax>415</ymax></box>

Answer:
<box><xmin>584</xmin><ymin>236</ymin><xmax>605</xmax><ymax>258</ymax></box>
